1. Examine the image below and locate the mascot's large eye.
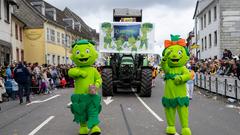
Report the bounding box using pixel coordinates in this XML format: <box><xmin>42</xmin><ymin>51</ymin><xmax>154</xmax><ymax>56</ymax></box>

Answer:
<box><xmin>178</xmin><ymin>50</ymin><xmax>183</xmax><ymax>55</ymax></box>
<box><xmin>86</xmin><ymin>49</ymin><xmax>90</xmax><ymax>54</ymax></box>
<box><xmin>76</xmin><ymin>50</ymin><xmax>80</xmax><ymax>55</ymax></box>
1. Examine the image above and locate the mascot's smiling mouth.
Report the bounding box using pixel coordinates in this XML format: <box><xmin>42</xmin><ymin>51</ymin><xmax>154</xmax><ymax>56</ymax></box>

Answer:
<box><xmin>171</xmin><ymin>59</ymin><xmax>180</xmax><ymax>62</ymax></box>
<box><xmin>79</xmin><ymin>57</ymin><xmax>89</xmax><ymax>62</ymax></box>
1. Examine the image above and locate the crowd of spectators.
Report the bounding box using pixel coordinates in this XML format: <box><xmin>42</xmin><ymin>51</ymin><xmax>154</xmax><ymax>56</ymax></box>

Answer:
<box><xmin>189</xmin><ymin>50</ymin><xmax>240</xmax><ymax>80</ymax></box>
<box><xmin>0</xmin><ymin>62</ymin><xmax>74</xmax><ymax>103</ymax></box>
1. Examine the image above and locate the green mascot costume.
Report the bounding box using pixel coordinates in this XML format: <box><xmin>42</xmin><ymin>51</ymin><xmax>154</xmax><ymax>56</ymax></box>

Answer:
<box><xmin>68</xmin><ymin>40</ymin><xmax>102</xmax><ymax>135</ymax></box>
<box><xmin>161</xmin><ymin>35</ymin><xmax>192</xmax><ymax>135</ymax></box>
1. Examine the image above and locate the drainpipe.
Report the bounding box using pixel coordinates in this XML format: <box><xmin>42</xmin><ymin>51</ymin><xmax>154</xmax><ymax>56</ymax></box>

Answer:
<box><xmin>44</xmin><ymin>20</ymin><xmax>48</xmax><ymax>64</ymax></box>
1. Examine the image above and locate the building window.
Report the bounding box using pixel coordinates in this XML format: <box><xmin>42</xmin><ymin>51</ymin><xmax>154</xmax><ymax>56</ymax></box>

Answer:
<box><xmin>47</xmin><ymin>54</ymin><xmax>50</xmax><ymax>64</ymax></box>
<box><xmin>214</xmin><ymin>30</ymin><xmax>217</xmax><ymax>46</ymax></box>
<box><xmin>201</xmin><ymin>38</ymin><xmax>204</xmax><ymax>51</ymax></box>
<box><xmin>61</xmin><ymin>33</ymin><xmax>65</xmax><ymax>45</ymax></box>
<box><xmin>209</xmin><ymin>34</ymin><xmax>212</xmax><ymax>48</ymax></box>
<box><xmin>47</xmin><ymin>28</ymin><xmax>50</xmax><ymax>41</ymax></box>
<box><xmin>16</xmin><ymin>48</ymin><xmax>19</xmax><ymax>61</ymax></box>
<box><xmin>57</xmin><ymin>32</ymin><xmax>60</xmax><ymax>44</ymax></box>
<box><xmin>66</xmin><ymin>34</ymin><xmax>70</xmax><ymax>47</ymax></box>
<box><xmin>21</xmin><ymin>50</ymin><xmax>24</xmax><ymax>61</ymax></box>
<box><xmin>20</xmin><ymin>27</ymin><xmax>23</xmax><ymax>42</ymax></box>
<box><xmin>15</xmin><ymin>24</ymin><xmax>18</xmax><ymax>40</ymax></box>
<box><xmin>214</xmin><ymin>6</ymin><xmax>217</xmax><ymax>21</ymax></box>
<box><xmin>62</xmin><ymin>56</ymin><xmax>65</xmax><ymax>64</ymax></box>
<box><xmin>50</xmin><ymin>29</ymin><xmax>55</xmax><ymax>42</ymax></box>
<box><xmin>204</xmin><ymin>14</ymin><xmax>206</xmax><ymax>28</ymax></box>
<box><xmin>57</xmin><ymin>56</ymin><xmax>60</xmax><ymax>65</ymax></box>
<box><xmin>52</xmin><ymin>55</ymin><xmax>55</xmax><ymax>65</ymax></box>
<box><xmin>208</xmin><ymin>10</ymin><xmax>211</xmax><ymax>24</ymax></box>
<box><xmin>205</xmin><ymin>36</ymin><xmax>207</xmax><ymax>50</ymax></box>
<box><xmin>4</xmin><ymin>0</ymin><xmax>9</xmax><ymax>22</ymax></box>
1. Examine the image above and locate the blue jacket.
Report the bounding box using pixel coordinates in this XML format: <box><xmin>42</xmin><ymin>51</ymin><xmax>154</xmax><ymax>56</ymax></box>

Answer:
<box><xmin>14</xmin><ymin>64</ymin><xmax>30</xmax><ymax>84</ymax></box>
<box><xmin>6</xmin><ymin>67</ymin><xmax>12</xmax><ymax>79</ymax></box>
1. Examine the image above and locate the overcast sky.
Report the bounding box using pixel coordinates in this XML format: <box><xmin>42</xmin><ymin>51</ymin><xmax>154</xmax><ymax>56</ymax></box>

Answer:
<box><xmin>45</xmin><ymin>0</ymin><xmax>197</xmax><ymax>49</ymax></box>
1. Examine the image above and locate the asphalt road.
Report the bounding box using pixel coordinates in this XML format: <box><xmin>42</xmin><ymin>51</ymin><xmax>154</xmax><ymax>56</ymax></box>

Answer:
<box><xmin>0</xmin><ymin>77</ymin><xmax>240</xmax><ymax>135</ymax></box>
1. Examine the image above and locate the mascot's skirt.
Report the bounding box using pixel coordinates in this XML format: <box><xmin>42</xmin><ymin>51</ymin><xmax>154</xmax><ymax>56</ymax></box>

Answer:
<box><xmin>162</xmin><ymin>96</ymin><xmax>189</xmax><ymax>108</ymax></box>
<box><xmin>71</xmin><ymin>94</ymin><xmax>101</xmax><ymax>128</ymax></box>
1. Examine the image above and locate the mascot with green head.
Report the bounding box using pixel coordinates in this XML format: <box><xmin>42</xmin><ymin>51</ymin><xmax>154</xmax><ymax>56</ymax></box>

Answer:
<box><xmin>161</xmin><ymin>35</ymin><xmax>192</xmax><ymax>135</ymax></box>
<box><xmin>68</xmin><ymin>40</ymin><xmax>102</xmax><ymax>135</ymax></box>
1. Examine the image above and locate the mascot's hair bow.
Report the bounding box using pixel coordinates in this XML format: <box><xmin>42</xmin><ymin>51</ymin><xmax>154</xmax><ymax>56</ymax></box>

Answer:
<box><xmin>164</xmin><ymin>34</ymin><xmax>186</xmax><ymax>48</ymax></box>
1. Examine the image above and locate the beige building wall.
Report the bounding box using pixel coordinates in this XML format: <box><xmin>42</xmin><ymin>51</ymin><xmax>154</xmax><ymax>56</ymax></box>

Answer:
<box><xmin>24</xmin><ymin>28</ymin><xmax>45</xmax><ymax>64</ymax></box>
<box><xmin>45</xmin><ymin>23</ymin><xmax>77</xmax><ymax>65</ymax></box>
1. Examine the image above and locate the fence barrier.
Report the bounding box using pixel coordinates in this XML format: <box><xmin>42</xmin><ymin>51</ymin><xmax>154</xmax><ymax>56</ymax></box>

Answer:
<box><xmin>194</xmin><ymin>73</ymin><xmax>240</xmax><ymax>100</ymax></box>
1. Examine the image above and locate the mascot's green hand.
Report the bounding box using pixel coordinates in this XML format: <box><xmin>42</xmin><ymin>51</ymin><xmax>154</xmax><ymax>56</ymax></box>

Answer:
<box><xmin>174</xmin><ymin>75</ymin><xmax>182</xmax><ymax>85</ymax></box>
<box><xmin>68</xmin><ymin>68</ymin><xmax>88</xmax><ymax>78</ymax></box>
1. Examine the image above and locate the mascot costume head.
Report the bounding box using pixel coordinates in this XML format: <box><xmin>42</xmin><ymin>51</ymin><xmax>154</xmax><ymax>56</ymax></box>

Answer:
<box><xmin>68</xmin><ymin>40</ymin><xmax>102</xmax><ymax>135</ymax></box>
<box><xmin>161</xmin><ymin>35</ymin><xmax>192</xmax><ymax>135</ymax></box>
<box><xmin>71</xmin><ymin>40</ymin><xmax>98</xmax><ymax>67</ymax></box>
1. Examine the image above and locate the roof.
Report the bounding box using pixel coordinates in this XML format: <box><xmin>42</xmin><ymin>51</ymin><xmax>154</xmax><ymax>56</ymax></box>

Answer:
<box><xmin>13</xmin><ymin>0</ymin><xmax>45</xmax><ymax>28</ymax></box>
<box><xmin>63</xmin><ymin>7</ymin><xmax>96</xmax><ymax>40</ymax></box>
<box><xmin>63</xmin><ymin>8</ymin><xmax>93</xmax><ymax>33</ymax></box>
<box><xmin>194</xmin><ymin>0</ymin><xmax>215</xmax><ymax>18</ymax></box>
<box><xmin>15</xmin><ymin>0</ymin><xmax>98</xmax><ymax>41</ymax></box>
<box><xmin>26</xmin><ymin>0</ymin><xmax>68</xmax><ymax>29</ymax></box>
<box><xmin>11</xmin><ymin>14</ymin><xmax>27</xmax><ymax>26</ymax></box>
<box><xmin>193</xmin><ymin>0</ymin><xmax>199</xmax><ymax>19</ymax></box>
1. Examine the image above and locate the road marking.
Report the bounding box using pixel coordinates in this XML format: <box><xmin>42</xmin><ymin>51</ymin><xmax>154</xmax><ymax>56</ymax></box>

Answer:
<box><xmin>28</xmin><ymin>116</ymin><xmax>55</xmax><ymax>135</ymax></box>
<box><xmin>26</xmin><ymin>95</ymin><xmax>60</xmax><ymax>106</ymax></box>
<box><xmin>132</xmin><ymin>88</ymin><xmax>164</xmax><ymax>122</ymax></box>
<box><xmin>103</xmin><ymin>96</ymin><xmax>114</xmax><ymax>105</ymax></box>
<box><xmin>67</xmin><ymin>102</ymin><xmax>72</xmax><ymax>106</ymax></box>
<box><xmin>132</xmin><ymin>88</ymin><xmax>180</xmax><ymax>135</ymax></box>
<box><xmin>67</xmin><ymin>102</ymin><xmax>72</xmax><ymax>108</ymax></box>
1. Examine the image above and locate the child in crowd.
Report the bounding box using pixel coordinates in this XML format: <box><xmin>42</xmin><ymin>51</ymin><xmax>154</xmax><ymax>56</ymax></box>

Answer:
<box><xmin>60</xmin><ymin>77</ymin><xmax>67</xmax><ymax>88</ymax></box>
<box><xmin>152</xmin><ymin>67</ymin><xmax>158</xmax><ymax>87</ymax></box>
<box><xmin>11</xmin><ymin>79</ymin><xmax>18</xmax><ymax>100</ymax></box>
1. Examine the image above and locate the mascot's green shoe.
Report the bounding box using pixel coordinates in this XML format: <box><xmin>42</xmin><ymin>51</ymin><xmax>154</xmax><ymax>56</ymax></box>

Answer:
<box><xmin>181</xmin><ymin>128</ymin><xmax>191</xmax><ymax>135</ymax></box>
<box><xmin>166</xmin><ymin>126</ymin><xmax>176</xmax><ymax>135</ymax></box>
<box><xmin>79</xmin><ymin>126</ymin><xmax>89</xmax><ymax>135</ymax></box>
<box><xmin>90</xmin><ymin>125</ymin><xmax>101</xmax><ymax>135</ymax></box>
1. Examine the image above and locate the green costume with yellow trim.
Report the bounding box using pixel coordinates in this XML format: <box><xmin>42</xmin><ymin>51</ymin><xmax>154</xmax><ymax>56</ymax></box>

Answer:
<box><xmin>68</xmin><ymin>40</ymin><xmax>102</xmax><ymax>135</ymax></box>
<box><xmin>161</xmin><ymin>35</ymin><xmax>192</xmax><ymax>135</ymax></box>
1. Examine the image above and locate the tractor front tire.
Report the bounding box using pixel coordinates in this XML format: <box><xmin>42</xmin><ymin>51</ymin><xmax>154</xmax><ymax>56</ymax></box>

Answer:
<box><xmin>102</xmin><ymin>68</ymin><xmax>114</xmax><ymax>97</ymax></box>
<box><xmin>139</xmin><ymin>68</ymin><xmax>152</xmax><ymax>97</ymax></box>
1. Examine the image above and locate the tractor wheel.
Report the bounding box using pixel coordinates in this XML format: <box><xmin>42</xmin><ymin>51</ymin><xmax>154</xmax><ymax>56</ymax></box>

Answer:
<box><xmin>139</xmin><ymin>68</ymin><xmax>152</xmax><ymax>97</ymax></box>
<box><xmin>102</xmin><ymin>68</ymin><xmax>114</xmax><ymax>97</ymax></box>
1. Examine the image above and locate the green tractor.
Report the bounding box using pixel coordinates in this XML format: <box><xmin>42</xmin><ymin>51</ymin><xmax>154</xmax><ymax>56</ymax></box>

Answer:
<box><xmin>101</xmin><ymin>53</ymin><xmax>152</xmax><ymax>97</ymax></box>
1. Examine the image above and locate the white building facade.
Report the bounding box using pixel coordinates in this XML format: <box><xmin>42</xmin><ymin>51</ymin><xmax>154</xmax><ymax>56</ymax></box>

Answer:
<box><xmin>0</xmin><ymin>0</ymin><xmax>17</xmax><ymax>65</ymax></box>
<box><xmin>11</xmin><ymin>15</ymin><xmax>25</xmax><ymax>63</ymax></box>
<box><xmin>193</xmin><ymin>0</ymin><xmax>240</xmax><ymax>60</ymax></box>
